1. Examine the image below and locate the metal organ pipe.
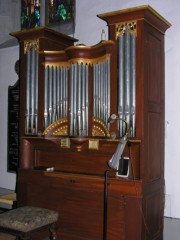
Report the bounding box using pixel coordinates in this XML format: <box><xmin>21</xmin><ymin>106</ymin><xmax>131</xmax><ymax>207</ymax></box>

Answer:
<box><xmin>131</xmin><ymin>34</ymin><xmax>136</xmax><ymax>137</ymax></box>
<box><xmin>25</xmin><ymin>50</ymin><xmax>30</xmax><ymax>134</ymax></box>
<box><xmin>124</xmin><ymin>30</ymin><xmax>131</xmax><ymax>135</ymax></box>
<box><xmin>118</xmin><ymin>26</ymin><xmax>136</xmax><ymax>137</ymax></box>
<box><xmin>24</xmin><ymin>39</ymin><xmax>117</xmax><ymax>137</ymax></box>
<box><xmin>30</xmin><ymin>49</ymin><xmax>35</xmax><ymax>134</ymax></box>
<box><xmin>82</xmin><ymin>63</ymin><xmax>86</xmax><ymax>135</ymax></box>
<box><xmin>93</xmin><ymin>64</ymin><xmax>98</xmax><ymax>118</ymax></box>
<box><xmin>77</xmin><ymin>63</ymin><xmax>82</xmax><ymax>135</ymax></box>
<box><xmin>85</xmin><ymin>64</ymin><xmax>89</xmax><ymax>136</ymax></box>
<box><xmin>70</xmin><ymin>64</ymin><xmax>74</xmax><ymax>136</ymax></box>
<box><xmin>118</xmin><ymin>34</ymin><xmax>124</xmax><ymax>137</ymax></box>
<box><xmin>72</xmin><ymin>63</ymin><xmax>77</xmax><ymax>136</ymax></box>
<box><xmin>25</xmin><ymin>48</ymin><xmax>38</xmax><ymax>135</ymax></box>
<box><xmin>56</xmin><ymin>67</ymin><xmax>60</xmax><ymax>119</ymax></box>
<box><xmin>63</xmin><ymin>67</ymin><xmax>68</xmax><ymax>118</ymax></box>
<box><xmin>35</xmin><ymin>49</ymin><xmax>38</xmax><ymax>134</ymax></box>
<box><xmin>93</xmin><ymin>57</ymin><xmax>110</xmax><ymax>128</ymax></box>
<box><xmin>69</xmin><ymin>62</ymin><xmax>89</xmax><ymax>136</ymax></box>
<box><xmin>42</xmin><ymin>42</ymin><xmax>113</xmax><ymax>136</ymax></box>
<box><xmin>48</xmin><ymin>66</ymin><xmax>53</xmax><ymax>125</ymax></box>
<box><xmin>106</xmin><ymin>58</ymin><xmax>110</xmax><ymax>127</ymax></box>
<box><xmin>52</xmin><ymin>66</ymin><xmax>57</xmax><ymax>123</ymax></box>
<box><xmin>44</xmin><ymin>65</ymin><xmax>68</xmax><ymax>129</ymax></box>
<box><xmin>44</xmin><ymin>66</ymin><xmax>49</xmax><ymax>129</ymax></box>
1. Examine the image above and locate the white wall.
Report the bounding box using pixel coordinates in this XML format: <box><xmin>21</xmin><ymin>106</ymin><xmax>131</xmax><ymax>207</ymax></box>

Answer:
<box><xmin>0</xmin><ymin>0</ymin><xmax>179</xmax><ymax>219</ymax></box>
<box><xmin>0</xmin><ymin>0</ymin><xmax>20</xmax><ymax>45</ymax></box>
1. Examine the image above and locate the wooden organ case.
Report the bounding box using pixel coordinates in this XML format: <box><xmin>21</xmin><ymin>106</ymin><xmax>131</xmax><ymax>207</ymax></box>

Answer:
<box><xmin>11</xmin><ymin>5</ymin><xmax>170</xmax><ymax>240</ymax></box>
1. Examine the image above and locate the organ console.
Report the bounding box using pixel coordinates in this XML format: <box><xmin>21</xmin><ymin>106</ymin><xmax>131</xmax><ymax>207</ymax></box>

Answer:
<box><xmin>11</xmin><ymin>5</ymin><xmax>171</xmax><ymax>240</ymax></box>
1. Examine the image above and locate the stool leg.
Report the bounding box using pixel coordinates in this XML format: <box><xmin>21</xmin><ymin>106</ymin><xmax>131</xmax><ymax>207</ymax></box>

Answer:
<box><xmin>50</xmin><ymin>223</ymin><xmax>58</xmax><ymax>240</ymax></box>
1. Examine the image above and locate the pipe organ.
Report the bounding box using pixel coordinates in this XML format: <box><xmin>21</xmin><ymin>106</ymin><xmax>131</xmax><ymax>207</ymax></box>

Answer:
<box><xmin>44</xmin><ymin>64</ymin><xmax>69</xmax><ymax>129</ymax></box>
<box><xmin>11</xmin><ymin>5</ymin><xmax>170</xmax><ymax>240</ymax></box>
<box><xmin>117</xmin><ymin>23</ymin><xmax>136</xmax><ymax>137</ymax></box>
<box><xmin>25</xmin><ymin>41</ymin><xmax>39</xmax><ymax>135</ymax></box>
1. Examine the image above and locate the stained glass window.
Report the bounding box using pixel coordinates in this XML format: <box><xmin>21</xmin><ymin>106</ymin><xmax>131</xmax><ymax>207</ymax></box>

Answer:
<box><xmin>21</xmin><ymin>0</ymin><xmax>75</xmax><ymax>32</ymax></box>
<box><xmin>21</xmin><ymin>0</ymin><xmax>41</xmax><ymax>30</ymax></box>
<box><xmin>46</xmin><ymin>0</ymin><xmax>75</xmax><ymax>26</ymax></box>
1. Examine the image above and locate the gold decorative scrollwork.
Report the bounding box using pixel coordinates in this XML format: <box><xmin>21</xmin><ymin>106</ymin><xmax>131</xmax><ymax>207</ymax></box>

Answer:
<box><xmin>43</xmin><ymin>118</ymin><xmax>68</xmax><ymax>136</ymax></box>
<box><xmin>44</xmin><ymin>62</ymin><xmax>70</xmax><ymax>68</ymax></box>
<box><xmin>68</xmin><ymin>54</ymin><xmax>111</xmax><ymax>66</ymax></box>
<box><xmin>116</xmin><ymin>21</ymin><xmax>137</xmax><ymax>38</ymax></box>
<box><xmin>24</xmin><ymin>39</ymin><xmax>39</xmax><ymax>54</ymax></box>
<box><xmin>43</xmin><ymin>117</ymin><xmax>110</xmax><ymax>137</ymax></box>
<box><xmin>92</xmin><ymin>117</ymin><xmax>110</xmax><ymax>137</ymax></box>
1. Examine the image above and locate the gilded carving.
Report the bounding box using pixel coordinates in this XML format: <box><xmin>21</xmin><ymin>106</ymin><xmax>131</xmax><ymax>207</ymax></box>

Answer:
<box><xmin>24</xmin><ymin>39</ymin><xmax>39</xmax><ymax>54</ymax></box>
<box><xmin>92</xmin><ymin>117</ymin><xmax>110</xmax><ymax>137</ymax></box>
<box><xmin>116</xmin><ymin>21</ymin><xmax>137</xmax><ymax>38</ymax></box>
<box><xmin>43</xmin><ymin>118</ymin><xmax>68</xmax><ymax>136</ymax></box>
<box><xmin>68</xmin><ymin>54</ymin><xmax>110</xmax><ymax>66</ymax></box>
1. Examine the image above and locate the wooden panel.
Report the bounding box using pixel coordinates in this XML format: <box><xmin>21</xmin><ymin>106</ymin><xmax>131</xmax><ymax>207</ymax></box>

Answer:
<box><xmin>145</xmin><ymin>189</ymin><xmax>164</xmax><ymax>240</ymax></box>
<box><xmin>17</xmin><ymin>169</ymin><xmax>142</xmax><ymax>240</ymax></box>
<box><xmin>147</xmin><ymin>112</ymin><xmax>162</xmax><ymax>181</ymax></box>
<box><xmin>143</xmin><ymin>24</ymin><xmax>164</xmax><ymax>183</ymax></box>
<box><xmin>20</xmin><ymin>137</ymin><xmax>141</xmax><ymax>178</ymax></box>
<box><xmin>147</xmin><ymin>32</ymin><xmax>162</xmax><ymax>105</ymax></box>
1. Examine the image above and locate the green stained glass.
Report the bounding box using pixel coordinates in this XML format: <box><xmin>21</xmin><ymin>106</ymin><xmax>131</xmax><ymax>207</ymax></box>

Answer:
<box><xmin>56</xmin><ymin>4</ymin><xmax>67</xmax><ymax>20</ymax></box>
<box><xmin>47</xmin><ymin>0</ymin><xmax>75</xmax><ymax>25</ymax></box>
<box><xmin>21</xmin><ymin>0</ymin><xmax>40</xmax><ymax>30</ymax></box>
<box><xmin>21</xmin><ymin>0</ymin><xmax>75</xmax><ymax>31</ymax></box>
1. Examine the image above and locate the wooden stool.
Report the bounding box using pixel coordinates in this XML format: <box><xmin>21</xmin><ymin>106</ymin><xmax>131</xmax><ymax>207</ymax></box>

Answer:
<box><xmin>0</xmin><ymin>206</ymin><xmax>59</xmax><ymax>239</ymax></box>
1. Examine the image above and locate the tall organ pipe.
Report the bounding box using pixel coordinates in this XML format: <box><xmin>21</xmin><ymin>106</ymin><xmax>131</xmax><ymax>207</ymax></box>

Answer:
<box><xmin>131</xmin><ymin>34</ymin><xmax>136</xmax><ymax>137</ymax></box>
<box><xmin>118</xmin><ymin>34</ymin><xmax>124</xmax><ymax>137</ymax></box>
<box><xmin>82</xmin><ymin>64</ymin><xmax>86</xmax><ymax>135</ymax></box>
<box><xmin>48</xmin><ymin>66</ymin><xmax>53</xmax><ymax>125</ymax></box>
<box><xmin>124</xmin><ymin>30</ymin><xmax>131</xmax><ymax>133</ymax></box>
<box><xmin>30</xmin><ymin>49</ymin><xmax>35</xmax><ymax>133</ymax></box>
<box><xmin>44</xmin><ymin>65</ymin><xmax>68</xmax><ymax>129</ymax></box>
<box><xmin>77</xmin><ymin>63</ymin><xmax>82</xmax><ymax>135</ymax></box>
<box><xmin>35</xmin><ymin>50</ymin><xmax>38</xmax><ymax>134</ymax></box>
<box><xmin>44</xmin><ymin>66</ymin><xmax>49</xmax><ymax>129</ymax></box>
<box><xmin>104</xmin><ymin>58</ymin><xmax>110</xmax><ymax>125</ymax></box>
<box><xmin>63</xmin><ymin>67</ymin><xmax>68</xmax><ymax>118</ymax></box>
<box><xmin>52</xmin><ymin>66</ymin><xmax>57</xmax><ymax>123</ymax></box>
<box><xmin>118</xmin><ymin>28</ymin><xmax>136</xmax><ymax>137</ymax></box>
<box><xmin>25</xmin><ymin>50</ymin><xmax>30</xmax><ymax>134</ymax></box>
<box><xmin>69</xmin><ymin>62</ymin><xmax>89</xmax><ymax>136</ymax></box>
<box><xmin>70</xmin><ymin>64</ymin><xmax>74</xmax><ymax>135</ymax></box>
<box><xmin>60</xmin><ymin>67</ymin><xmax>63</xmax><ymax>117</ymax></box>
<box><xmin>25</xmin><ymin>48</ymin><xmax>38</xmax><ymax>135</ymax></box>
<box><xmin>85</xmin><ymin>64</ymin><xmax>89</xmax><ymax>135</ymax></box>
<box><xmin>73</xmin><ymin>63</ymin><xmax>77</xmax><ymax>135</ymax></box>
<box><xmin>56</xmin><ymin>67</ymin><xmax>60</xmax><ymax>119</ymax></box>
<box><xmin>107</xmin><ymin>58</ymin><xmax>110</xmax><ymax>128</ymax></box>
<box><xmin>93</xmin><ymin>57</ymin><xmax>110</xmax><ymax>127</ymax></box>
